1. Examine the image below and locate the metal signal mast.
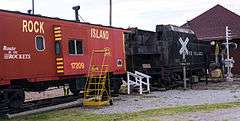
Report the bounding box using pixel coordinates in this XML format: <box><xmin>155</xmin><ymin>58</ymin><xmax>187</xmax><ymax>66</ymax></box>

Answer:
<box><xmin>224</xmin><ymin>26</ymin><xmax>235</xmax><ymax>81</ymax></box>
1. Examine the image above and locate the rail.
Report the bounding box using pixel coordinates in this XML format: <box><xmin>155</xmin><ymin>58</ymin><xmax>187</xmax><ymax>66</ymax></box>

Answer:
<box><xmin>0</xmin><ymin>95</ymin><xmax>81</xmax><ymax>118</ymax></box>
<box><xmin>127</xmin><ymin>71</ymin><xmax>151</xmax><ymax>94</ymax></box>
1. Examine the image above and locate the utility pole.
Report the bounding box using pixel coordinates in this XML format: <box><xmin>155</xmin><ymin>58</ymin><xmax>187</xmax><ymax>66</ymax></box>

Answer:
<box><xmin>32</xmin><ymin>0</ymin><xmax>35</xmax><ymax>14</ymax></box>
<box><xmin>109</xmin><ymin>0</ymin><xmax>112</xmax><ymax>26</ymax></box>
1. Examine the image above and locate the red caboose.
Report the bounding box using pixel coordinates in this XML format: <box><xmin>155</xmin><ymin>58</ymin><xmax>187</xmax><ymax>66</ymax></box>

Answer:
<box><xmin>0</xmin><ymin>9</ymin><xmax>127</xmax><ymax>108</ymax></box>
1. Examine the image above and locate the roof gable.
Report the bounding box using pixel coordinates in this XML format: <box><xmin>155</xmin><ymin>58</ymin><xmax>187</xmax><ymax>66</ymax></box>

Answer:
<box><xmin>183</xmin><ymin>4</ymin><xmax>240</xmax><ymax>40</ymax></box>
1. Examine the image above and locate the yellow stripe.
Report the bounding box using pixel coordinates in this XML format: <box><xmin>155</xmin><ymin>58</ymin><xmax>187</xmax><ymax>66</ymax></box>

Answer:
<box><xmin>54</xmin><ymin>34</ymin><xmax>62</xmax><ymax>38</ymax></box>
<box><xmin>93</xmin><ymin>49</ymin><xmax>106</xmax><ymax>53</ymax></box>
<box><xmin>55</xmin><ymin>37</ymin><xmax>62</xmax><ymax>41</ymax></box>
<box><xmin>54</xmin><ymin>30</ymin><xmax>61</xmax><ymax>34</ymax></box>
<box><xmin>57</xmin><ymin>70</ymin><xmax>64</xmax><ymax>73</ymax></box>
<box><xmin>56</xmin><ymin>58</ymin><xmax>63</xmax><ymax>61</ymax></box>
<box><xmin>56</xmin><ymin>62</ymin><xmax>64</xmax><ymax>65</ymax></box>
<box><xmin>57</xmin><ymin>66</ymin><xmax>64</xmax><ymax>69</ymax></box>
<box><xmin>54</xmin><ymin>27</ymin><xmax>61</xmax><ymax>30</ymax></box>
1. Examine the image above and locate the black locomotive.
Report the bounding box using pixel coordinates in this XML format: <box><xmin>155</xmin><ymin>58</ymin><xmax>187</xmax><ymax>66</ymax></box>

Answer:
<box><xmin>125</xmin><ymin>25</ymin><xmax>210</xmax><ymax>88</ymax></box>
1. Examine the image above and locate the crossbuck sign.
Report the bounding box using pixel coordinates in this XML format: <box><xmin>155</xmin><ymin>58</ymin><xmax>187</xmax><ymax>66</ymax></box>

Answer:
<box><xmin>179</xmin><ymin>37</ymin><xmax>189</xmax><ymax>59</ymax></box>
<box><xmin>179</xmin><ymin>37</ymin><xmax>189</xmax><ymax>90</ymax></box>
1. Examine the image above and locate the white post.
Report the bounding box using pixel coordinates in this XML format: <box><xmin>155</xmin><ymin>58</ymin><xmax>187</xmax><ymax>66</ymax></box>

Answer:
<box><xmin>147</xmin><ymin>78</ymin><xmax>150</xmax><ymax>93</ymax></box>
<box><xmin>183</xmin><ymin>64</ymin><xmax>187</xmax><ymax>89</ymax></box>
<box><xmin>127</xmin><ymin>72</ymin><xmax>130</xmax><ymax>94</ymax></box>
<box><xmin>139</xmin><ymin>77</ymin><xmax>143</xmax><ymax>94</ymax></box>
<box><xmin>183</xmin><ymin>53</ymin><xmax>187</xmax><ymax>90</ymax></box>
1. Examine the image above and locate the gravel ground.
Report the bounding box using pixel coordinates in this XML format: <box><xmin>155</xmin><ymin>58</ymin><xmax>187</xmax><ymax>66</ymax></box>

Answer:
<box><xmin>24</xmin><ymin>80</ymin><xmax>240</xmax><ymax>120</ymax></box>
<box><xmin>157</xmin><ymin>108</ymin><xmax>240</xmax><ymax>121</ymax></box>
<box><xmin>88</xmin><ymin>89</ymin><xmax>240</xmax><ymax>114</ymax></box>
<box><xmin>25</xmin><ymin>80</ymin><xmax>240</xmax><ymax>102</ymax></box>
<box><xmin>80</xmin><ymin>80</ymin><xmax>240</xmax><ymax>121</ymax></box>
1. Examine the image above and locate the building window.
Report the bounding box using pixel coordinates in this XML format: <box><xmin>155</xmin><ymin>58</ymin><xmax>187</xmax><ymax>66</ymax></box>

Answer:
<box><xmin>68</xmin><ymin>40</ymin><xmax>83</xmax><ymax>55</ymax></box>
<box><xmin>35</xmin><ymin>36</ymin><xmax>45</xmax><ymax>51</ymax></box>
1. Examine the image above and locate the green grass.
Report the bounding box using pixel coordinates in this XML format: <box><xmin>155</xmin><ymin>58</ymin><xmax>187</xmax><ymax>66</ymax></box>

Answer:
<box><xmin>1</xmin><ymin>102</ymin><xmax>240</xmax><ymax>121</ymax></box>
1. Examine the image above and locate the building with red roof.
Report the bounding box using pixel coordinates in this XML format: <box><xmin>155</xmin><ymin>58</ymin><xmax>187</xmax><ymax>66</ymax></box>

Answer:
<box><xmin>183</xmin><ymin>4</ymin><xmax>240</xmax><ymax>74</ymax></box>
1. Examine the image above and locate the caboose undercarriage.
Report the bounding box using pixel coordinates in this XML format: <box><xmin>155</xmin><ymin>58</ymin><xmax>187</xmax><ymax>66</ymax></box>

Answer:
<box><xmin>0</xmin><ymin>75</ymin><xmax>123</xmax><ymax>109</ymax></box>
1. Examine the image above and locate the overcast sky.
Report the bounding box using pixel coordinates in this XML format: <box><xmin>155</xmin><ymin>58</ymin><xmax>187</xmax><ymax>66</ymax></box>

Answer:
<box><xmin>0</xmin><ymin>0</ymin><xmax>240</xmax><ymax>30</ymax></box>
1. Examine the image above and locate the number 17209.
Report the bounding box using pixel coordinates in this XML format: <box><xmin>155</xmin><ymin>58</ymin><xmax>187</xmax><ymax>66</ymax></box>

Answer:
<box><xmin>71</xmin><ymin>62</ymin><xmax>85</xmax><ymax>70</ymax></box>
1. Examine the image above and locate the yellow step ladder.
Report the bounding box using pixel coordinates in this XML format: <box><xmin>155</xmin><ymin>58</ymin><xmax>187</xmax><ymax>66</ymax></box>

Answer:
<box><xmin>83</xmin><ymin>48</ymin><xmax>112</xmax><ymax>107</ymax></box>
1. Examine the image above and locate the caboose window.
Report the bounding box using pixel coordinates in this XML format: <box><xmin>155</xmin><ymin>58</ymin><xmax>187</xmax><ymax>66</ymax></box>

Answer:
<box><xmin>55</xmin><ymin>41</ymin><xmax>61</xmax><ymax>55</ymax></box>
<box><xmin>69</xmin><ymin>40</ymin><xmax>75</xmax><ymax>54</ymax></box>
<box><xmin>68</xmin><ymin>40</ymin><xmax>83</xmax><ymax>55</ymax></box>
<box><xmin>35</xmin><ymin>36</ymin><xmax>45</xmax><ymax>51</ymax></box>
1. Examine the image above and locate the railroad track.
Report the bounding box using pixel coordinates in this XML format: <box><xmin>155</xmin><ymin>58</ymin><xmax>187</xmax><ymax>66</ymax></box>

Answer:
<box><xmin>0</xmin><ymin>95</ymin><xmax>82</xmax><ymax>118</ymax></box>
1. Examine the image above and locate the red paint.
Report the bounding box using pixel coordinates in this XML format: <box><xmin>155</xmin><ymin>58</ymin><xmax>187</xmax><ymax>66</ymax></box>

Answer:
<box><xmin>0</xmin><ymin>10</ymin><xmax>127</xmax><ymax>86</ymax></box>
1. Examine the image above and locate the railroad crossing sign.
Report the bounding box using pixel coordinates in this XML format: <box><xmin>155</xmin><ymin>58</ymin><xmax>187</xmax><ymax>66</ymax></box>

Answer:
<box><xmin>178</xmin><ymin>37</ymin><xmax>189</xmax><ymax>90</ymax></box>
<box><xmin>179</xmin><ymin>37</ymin><xmax>189</xmax><ymax>56</ymax></box>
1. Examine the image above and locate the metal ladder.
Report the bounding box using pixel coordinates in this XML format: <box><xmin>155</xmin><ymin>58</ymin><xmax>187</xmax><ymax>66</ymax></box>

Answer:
<box><xmin>83</xmin><ymin>48</ymin><xmax>112</xmax><ymax>106</ymax></box>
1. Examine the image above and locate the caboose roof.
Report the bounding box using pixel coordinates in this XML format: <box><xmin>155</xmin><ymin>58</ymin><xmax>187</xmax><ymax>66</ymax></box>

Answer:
<box><xmin>182</xmin><ymin>4</ymin><xmax>240</xmax><ymax>41</ymax></box>
<box><xmin>0</xmin><ymin>9</ymin><xmax>126</xmax><ymax>31</ymax></box>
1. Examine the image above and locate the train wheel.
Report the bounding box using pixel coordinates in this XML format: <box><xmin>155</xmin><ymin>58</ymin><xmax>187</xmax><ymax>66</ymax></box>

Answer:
<box><xmin>69</xmin><ymin>88</ymin><xmax>80</xmax><ymax>96</ymax></box>
<box><xmin>109</xmin><ymin>99</ymin><xmax>113</xmax><ymax>105</ymax></box>
<box><xmin>69</xmin><ymin>78</ymin><xmax>85</xmax><ymax>96</ymax></box>
<box><xmin>8</xmin><ymin>89</ymin><xmax>25</xmax><ymax>109</ymax></box>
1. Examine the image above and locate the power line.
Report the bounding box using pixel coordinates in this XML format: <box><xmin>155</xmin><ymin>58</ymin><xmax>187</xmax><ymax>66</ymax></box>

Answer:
<box><xmin>78</xmin><ymin>15</ymin><xmax>86</xmax><ymax>22</ymax></box>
